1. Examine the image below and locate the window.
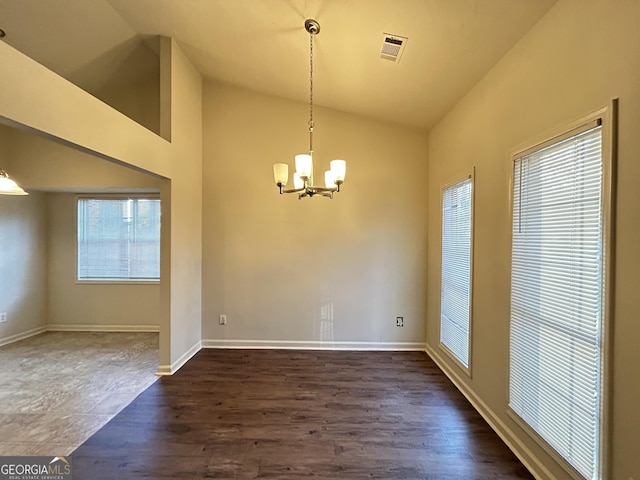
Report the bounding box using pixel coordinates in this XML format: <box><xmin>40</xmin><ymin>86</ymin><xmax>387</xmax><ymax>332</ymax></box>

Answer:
<box><xmin>440</xmin><ymin>174</ymin><xmax>473</xmax><ymax>370</ymax></box>
<box><xmin>77</xmin><ymin>197</ymin><xmax>161</xmax><ymax>282</ymax></box>
<box><xmin>509</xmin><ymin>117</ymin><xmax>610</xmax><ymax>480</ymax></box>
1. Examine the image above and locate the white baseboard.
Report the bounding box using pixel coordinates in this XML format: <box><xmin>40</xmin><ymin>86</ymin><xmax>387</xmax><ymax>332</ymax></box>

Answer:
<box><xmin>424</xmin><ymin>344</ymin><xmax>555</xmax><ymax>480</ymax></box>
<box><xmin>46</xmin><ymin>324</ymin><xmax>160</xmax><ymax>333</ymax></box>
<box><xmin>156</xmin><ymin>339</ymin><xmax>202</xmax><ymax>376</ymax></box>
<box><xmin>0</xmin><ymin>326</ymin><xmax>47</xmax><ymax>347</ymax></box>
<box><xmin>202</xmin><ymin>339</ymin><xmax>427</xmax><ymax>351</ymax></box>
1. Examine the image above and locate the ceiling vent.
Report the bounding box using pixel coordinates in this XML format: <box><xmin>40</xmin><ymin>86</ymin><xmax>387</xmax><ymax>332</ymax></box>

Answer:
<box><xmin>380</xmin><ymin>33</ymin><xmax>408</xmax><ymax>63</ymax></box>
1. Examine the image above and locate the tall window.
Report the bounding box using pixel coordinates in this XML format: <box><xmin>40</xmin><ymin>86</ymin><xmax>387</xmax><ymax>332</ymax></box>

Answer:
<box><xmin>440</xmin><ymin>175</ymin><xmax>473</xmax><ymax>370</ymax></box>
<box><xmin>77</xmin><ymin>197</ymin><xmax>161</xmax><ymax>281</ymax></box>
<box><xmin>509</xmin><ymin>118</ymin><xmax>609</xmax><ymax>480</ymax></box>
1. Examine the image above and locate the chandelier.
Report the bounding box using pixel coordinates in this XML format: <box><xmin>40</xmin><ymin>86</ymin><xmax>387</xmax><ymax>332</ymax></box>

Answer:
<box><xmin>272</xmin><ymin>19</ymin><xmax>346</xmax><ymax>199</ymax></box>
<box><xmin>0</xmin><ymin>169</ymin><xmax>28</xmax><ymax>195</ymax></box>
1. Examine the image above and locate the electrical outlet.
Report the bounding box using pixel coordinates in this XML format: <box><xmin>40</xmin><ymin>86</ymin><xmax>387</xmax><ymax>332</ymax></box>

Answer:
<box><xmin>396</xmin><ymin>316</ymin><xmax>403</xmax><ymax>327</ymax></box>
<box><xmin>219</xmin><ymin>314</ymin><xmax>227</xmax><ymax>325</ymax></box>
<box><xmin>0</xmin><ymin>312</ymin><xmax>6</xmax><ymax>323</ymax></box>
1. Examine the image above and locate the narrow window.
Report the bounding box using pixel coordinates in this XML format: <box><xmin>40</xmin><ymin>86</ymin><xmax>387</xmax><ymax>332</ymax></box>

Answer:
<box><xmin>77</xmin><ymin>197</ymin><xmax>161</xmax><ymax>282</ymax></box>
<box><xmin>509</xmin><ymin>117</ymin><xmax>609</xmax><ymax>479</ymax></box>
<box><xmin>440</xmin><ymin>174</ymin><xmax>473</xmax><ymax>370</ymax></box>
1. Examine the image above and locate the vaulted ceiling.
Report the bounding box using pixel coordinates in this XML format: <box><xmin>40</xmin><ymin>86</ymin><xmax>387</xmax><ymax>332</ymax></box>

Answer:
<box><xmin>0</xmin><ymin>0</ymin><xmax>556</xmax><ymax>130</ymax></box>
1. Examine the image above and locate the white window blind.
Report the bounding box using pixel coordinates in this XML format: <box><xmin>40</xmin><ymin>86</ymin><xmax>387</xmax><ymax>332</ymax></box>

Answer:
<box><xmin>77</xmin><ymin>198</ymin><xmax>161</xmax><ymax>281</ymax></box>
<box><xmin>440</xmin><ymin>177</ymin><xmax>473</xmax><ymax>368</ymax></box>
<box><xmin>509</xmin><ymin>122</ymin><xmax>604</xmax><ymax>480</ymax></box>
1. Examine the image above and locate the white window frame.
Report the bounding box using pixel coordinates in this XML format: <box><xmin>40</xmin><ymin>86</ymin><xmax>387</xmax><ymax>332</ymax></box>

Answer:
<box><xmin>76</xmin><ymin>195</ymin><xmax>161</xmax><ymax>284</ymax></box>
<box><xmin>507</xmin><ymin>103</ymin><xmax>615</xmax><ymax>480</ymax></box>
<box><xmin>439</xmin><ymin>170</ymin><xmax>474</xmax><ymax>374</ymax></box>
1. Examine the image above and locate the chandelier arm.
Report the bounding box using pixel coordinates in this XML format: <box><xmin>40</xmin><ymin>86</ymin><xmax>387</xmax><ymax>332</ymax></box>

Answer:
<box><xmin>315</xmin><ymin>191</ymin><xmax>334</xmax><ymax>199</ymax></box>
<box><xmin>281</xmin><ymin>186</ymin><xmax>306</xmax><ymax>194</ymax></box>
<box><xmin>307</xmin><ymin>185</ymin><xmax>338</xmax><ymax>193</ymax></box>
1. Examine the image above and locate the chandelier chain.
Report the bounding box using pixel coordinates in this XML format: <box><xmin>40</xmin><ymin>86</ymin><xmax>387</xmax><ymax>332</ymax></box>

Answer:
<box><xmin>309</xmin><ymin>26</ymin><xmax>314</xmax><ymax>153</ymax></box>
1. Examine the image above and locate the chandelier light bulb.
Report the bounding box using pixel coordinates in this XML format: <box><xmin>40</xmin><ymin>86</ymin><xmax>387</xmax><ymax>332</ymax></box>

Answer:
<box><xmin>324</xmin><ymin>170</ymin><xmax>337</xmax><ymax>188</ymax></box>
<box><xmin>273</xmin><ymin>163</ymin><xmax>289</xmax><ymax>186</ymax></box>
<box><xmin>295</xmin><ymin>154</ymin><xmax>313</xmax><ymax>179</ymax></box>
<box><xmin>330</xmin><ymin>160</ymin><xmax>346</xmax><ymax>183</ymax></box>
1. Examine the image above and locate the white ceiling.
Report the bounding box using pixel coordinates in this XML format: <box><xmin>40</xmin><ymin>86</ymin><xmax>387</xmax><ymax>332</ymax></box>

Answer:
<box><xmin>0</xmin><ymin>0</ymin><xmax>557</xmax><ymax>131</ymax></box>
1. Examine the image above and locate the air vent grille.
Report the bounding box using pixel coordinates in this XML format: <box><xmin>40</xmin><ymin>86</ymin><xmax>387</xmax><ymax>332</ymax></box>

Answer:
<box><xmin>380</xmin><ymin>33</ymin><xmax>408</xmax><ymax>63</ymax></box>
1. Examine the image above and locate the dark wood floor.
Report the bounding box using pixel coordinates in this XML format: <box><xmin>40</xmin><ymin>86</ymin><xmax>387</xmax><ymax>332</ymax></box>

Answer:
<box><xmin>72</xmin><ymin>350</ymin><xmax>533</xmax><ymax>479</ymax></box>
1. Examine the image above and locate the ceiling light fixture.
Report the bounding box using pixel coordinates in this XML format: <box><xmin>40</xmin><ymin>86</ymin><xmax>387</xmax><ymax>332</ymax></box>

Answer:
<box><xmin>273</xmin><ymin>19</ymin><xmax>346</xmax><ymax>199</ymax></box>
<box><xmin>0</xmin><ymin>169</ymin><xmax>28</xmax><ymax>195</ymax></box>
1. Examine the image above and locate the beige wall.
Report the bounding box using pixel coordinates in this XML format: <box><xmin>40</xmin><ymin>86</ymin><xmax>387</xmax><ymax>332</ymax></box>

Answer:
<box><xmin>202</xmin><ymin>82</ymin><xmax>428</xmax><ymax>347</ymax></box>
<box><xmin>90</xmin><ymin>38</ymin><xmax>161</xmax><ymax>136</ymax></box>
<box><xmin>0</xmin><ymin>38</ymin><xmax>203</xmax><ymax>373</ymax></box>
<box><xmin>0</xmin><ymin>124</ymin><xmax>47</xmax><ymax>342</ymax></box>
<box><xmin>161</xmin><ymin>38</ymin><xmax>203</xmax><ymax>370</ymax></box>
<box><xmin>0</xmin><ymin>40</ymin><xmax>172</xmax><ymax>179</ymax></box>
<box><xmin>96</xmin><ymin>68</ymin><xmax>160</xmax><ymax>136</ymax></box>
<box><xmin>426</xmin><ymin>1</ymin><xmax>640</xmax><ymax>479</ymax></box>
<box><xmin>7</xmin><ymin>127</ymin><xmax>164</xmax><ymax>192</ymax></box>
<box><xmin>46</xmin><ymin>193</ymin><xmax>160</xmax><ymax>329</ymax></box>
<box><xmin>0</xmin><ymin>175</ymin><xmax>48</xmax><ymax>343</ymax></box>
<box><xmin>5</xmin><ymin>127</ymin><xmax>163</xmax><ymax>332</ymax></box>
<box><xmin>5</xmin><ymin>5</ymin><xmax>636</xmax><ymax>476</ymax></box>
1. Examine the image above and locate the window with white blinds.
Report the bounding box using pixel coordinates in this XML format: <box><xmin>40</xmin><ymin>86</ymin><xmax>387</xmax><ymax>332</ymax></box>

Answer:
<box><xmin>440</xmin><ymin>176</ymin><xmax>473</xmax><ymax>369</ymax></box>
<box><xmin>509</xmin><ymin>121</ymin><xmax>606</xmax><ymax>480</ymax></box>
<box><xmin>77</xmin><ymin>198</ymin><xmax>161</xmax><ymax>281</ymax></box>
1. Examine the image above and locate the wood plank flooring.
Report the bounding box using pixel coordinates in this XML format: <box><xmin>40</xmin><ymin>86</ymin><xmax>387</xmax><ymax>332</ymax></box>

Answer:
<box><xmin>72</xmin><ymin>349</ymin><xmax>533</xmax><ymax>479</ymax></box>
